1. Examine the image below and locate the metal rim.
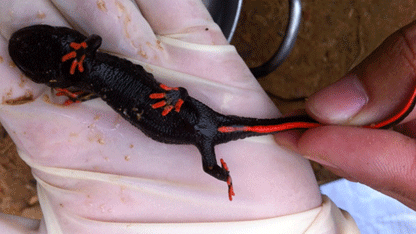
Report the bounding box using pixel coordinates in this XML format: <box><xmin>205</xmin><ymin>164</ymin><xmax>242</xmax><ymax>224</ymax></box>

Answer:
<box><xmin>204</xmin><ymin>0</ymin><xmax>302</xmax><ymax>77</ymax></box>
<box><xmin>250</xmin><ymin>0</ymin><xmax>302</xmax><ymax>78</ymax></box>
<box><xmin>203</xmin><ymin>0</ymin><xmax>243</xmax><ymax>42</ymax></box>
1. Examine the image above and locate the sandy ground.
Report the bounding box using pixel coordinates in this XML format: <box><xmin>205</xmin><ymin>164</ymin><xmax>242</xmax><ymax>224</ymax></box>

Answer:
<box><xmin>1</xmin><ymin>0</ymin><xmax>416</xmax><ymax>220</ymax></box>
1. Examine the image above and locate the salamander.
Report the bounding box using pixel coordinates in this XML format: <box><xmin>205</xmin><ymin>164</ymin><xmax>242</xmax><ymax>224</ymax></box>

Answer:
<box><xmin>8</xmin><ymin>25</ymin><xmax>416</xmax><ymax>200</ymax></box>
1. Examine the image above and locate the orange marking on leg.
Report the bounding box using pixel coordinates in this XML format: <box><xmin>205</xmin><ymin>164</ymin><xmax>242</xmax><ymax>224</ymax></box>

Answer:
<box><xmin>220</xmin><ymin>159</ymin><xmax>229</xmax><ymax>171</ymax></box>
<box><xmin>228</xmin><ymin>179</ymin><xmax>235</xmax><ymax>201</ymax></box>
<box><xmin>160</xmin><ymin>84</ymin><xmax>171</xmax><ymax>90</ymax></box>
<box><xmin>174</xmin><ymin>99</ymin><xmax>184</xmax><ymax>112</ymax></box>
<box><xmin>63</xmin><ymin>99</ymin><xmax>80</xmax><ymax>106</ymax></box>
<box><xmin>55</xmin><ymin>88</ymin><xmax>84</xmax><ymax>99</ymax></box>
<box><xmin>162</xmin><ymin>105</ymin><xmax>173</xmax><ymax>116</ymax></box>
<box><xmin>220</xmin><ymin>158</ymin><xmax>234</xmax><ymax>201</ymax></box>
<box><xmin>151</xmin><ymin>101</ymin><xmax>166</xmax><ymax>109</ymax></box>
<box><xmin>160</xmin><ymin>84</ymin><xmax>179</xmax><ymax>91</ymax></box>
<box><xmin>63</xmin><ymin>100</ymin><xmax>74</xmax><ymax>106</ymax></box>
<box><xmin>54</xmin><ymin>88</ymin><xmax>85</xmax><ymax>106</ymax></box>
<box><xmin>55</xmin><ymin>88</ymin><xmax>67</xmax><ymax>97</ymax></box>
<box><xmin>68</xmin><ymin>91</ymin><xmax>83</xmax><ymax>98</ymax></box>
<box><xmin>149</xmin><ymin>93</ymin><xmax>165</xmax><ymax>99</ymax></box>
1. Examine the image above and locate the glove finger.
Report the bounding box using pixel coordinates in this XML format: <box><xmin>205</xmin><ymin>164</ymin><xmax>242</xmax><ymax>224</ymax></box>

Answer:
<box><xmin>296</xmin><ymin>126</ymin><xmax>416</xmax><ymax>210</ymax></box>
<box><xmin>134</xmin><ymin>0</ymin><xmax>228</xmax><ymax>45</ymax></box>
<box><xmin>51</xmin><ymin>0</ymin><xmax>158</xmax><ymax>60</ymax></box>
<box><xmin>0</xmin><ymin>0</ymin><xmax>70</xmax><ymax>105</ymax></box>
<box><xmin>0</xmin><ymin>0</ymin><xmax>69</xmax><ymax>39</ymax></box>
<box><xmin>306</xmin><ymin>21</ymin><xmax>416</xmax><ymax>126</ymax></box>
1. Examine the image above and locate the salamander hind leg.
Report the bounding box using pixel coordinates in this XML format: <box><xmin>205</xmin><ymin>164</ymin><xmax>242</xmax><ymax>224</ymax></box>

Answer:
<box><xmin>149</xmin><ymin>84</ymin><xmax>187</xmax><ymax>116</ymax></box>
<box><xmin>196</xmin><ymin>141</ymin><xmax>235</xmax><ymax>201</ymax></box>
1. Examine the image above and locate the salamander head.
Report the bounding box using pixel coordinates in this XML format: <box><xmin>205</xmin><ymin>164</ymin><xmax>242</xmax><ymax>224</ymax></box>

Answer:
<box><xmin>8</xmin><ymin>24</ymin><xmax>101</xmax><ymax>88</ymax></box>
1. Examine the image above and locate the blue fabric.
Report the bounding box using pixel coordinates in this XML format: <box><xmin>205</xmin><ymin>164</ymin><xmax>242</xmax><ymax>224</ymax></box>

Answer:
<box><xmin>320</xmin><ymin>179</ymin><xmax>416</xmax><ymax>234</ymax></box>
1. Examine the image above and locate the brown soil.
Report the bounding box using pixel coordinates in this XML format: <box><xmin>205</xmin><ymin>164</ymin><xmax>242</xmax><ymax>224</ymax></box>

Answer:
<box><xmin>0</xmin><ymin>127</ymin><xmax>40</xmax><ymax>219</ymax></box>
<box><xmin>231</xmin><ymin>0</ymin><xmax>416</xmax><ymax>184</ymax></box>
<box><xmin>1</xmin><ymin>0</ymin><xmax>416</xmax><ymax>220</ymax></box>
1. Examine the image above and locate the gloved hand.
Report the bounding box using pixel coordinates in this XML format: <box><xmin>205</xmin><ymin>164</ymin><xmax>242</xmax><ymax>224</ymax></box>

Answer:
<box><xmin>0</xmin><ymin>0</ymin><xmax>322</xmax><ymax>233</ymax></box>
<box><xmin>275</xmin><ymin>21</ymin><xmax>416</xmax><ymax>211</ymax></box>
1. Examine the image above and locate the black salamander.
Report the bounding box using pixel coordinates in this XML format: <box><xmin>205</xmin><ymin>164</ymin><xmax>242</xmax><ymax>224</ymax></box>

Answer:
<box><xmin>10</xmin><ymin>25</ymin><xmax>411</xmax><ymax>201</ymax></box>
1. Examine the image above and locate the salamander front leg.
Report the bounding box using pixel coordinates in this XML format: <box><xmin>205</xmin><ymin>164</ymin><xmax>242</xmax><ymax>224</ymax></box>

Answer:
<box><xmin>55</xmin><ymin>88</ymin><xmax>98</xmax><ymax>106</ymax></box>
<box><xmin>197</xmin><ymin>142</ymin><xmax>235</xmax><ymax>201</ymax></box>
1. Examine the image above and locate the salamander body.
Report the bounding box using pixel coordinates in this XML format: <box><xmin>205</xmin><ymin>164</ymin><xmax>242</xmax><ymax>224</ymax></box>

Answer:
<box><xmin>8</xmin><ymin>25</ymin><xmax>321</xmax><ymax>200</ymax></box>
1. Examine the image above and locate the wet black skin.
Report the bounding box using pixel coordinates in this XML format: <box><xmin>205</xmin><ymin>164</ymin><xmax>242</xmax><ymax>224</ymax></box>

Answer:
<box><xmin>8</xmin><ymin>25</ymin><xmax>319</xmax><ymax>199</ymax></box>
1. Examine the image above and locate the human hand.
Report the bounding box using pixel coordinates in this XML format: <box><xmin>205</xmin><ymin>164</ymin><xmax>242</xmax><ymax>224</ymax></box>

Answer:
<box><xmin>275</xmin><ymin>21</ymin><xmax>416</xmax><ymax>210</ymax></box>
<box><xmin>0</xmin><ymin>0</ymin><xmax>322</xmax><ymax>231</ymax></box>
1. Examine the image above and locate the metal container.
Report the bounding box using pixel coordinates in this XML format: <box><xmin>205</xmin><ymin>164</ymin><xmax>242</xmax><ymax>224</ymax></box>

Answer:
<box><xmin>203</xmin><ymin>0</ymin><xmax>302</xmax><ymax>77</ymax></box>
<box><xmin>202</xmin><ymin>0</ymin><xmax>243</xmax><ymax>42</ymax></box>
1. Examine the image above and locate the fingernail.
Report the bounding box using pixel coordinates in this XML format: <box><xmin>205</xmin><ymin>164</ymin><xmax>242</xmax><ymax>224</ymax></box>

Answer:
<box><xmin>308</xmin><ymin>75</ymin><xmax>369</xmax><ymax>124</ymax></box>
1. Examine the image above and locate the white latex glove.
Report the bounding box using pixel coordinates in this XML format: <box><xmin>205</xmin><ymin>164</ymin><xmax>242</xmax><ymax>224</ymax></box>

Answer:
<box><xmin>0</xmin><ymin>0</ymin><xmax>321</xmax><ymax>233</ymax></box>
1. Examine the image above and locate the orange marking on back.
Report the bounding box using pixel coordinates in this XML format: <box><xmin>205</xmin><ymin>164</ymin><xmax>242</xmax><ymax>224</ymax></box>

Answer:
<box><xmin>70</xmin><ymin>41</ymin><xmax>87</xmax><ymax>50</ymax></box>
<box><xmin>70</xmin><ymin>60</ymin><xmax>78</xmax><ymax>75</ymax></box>
<box><xmin>62</xmin><ymin>51</ymin><xmax>77</xmax><ymax>62</ymax></box>
<box><xmin>69</xmin><ymin>55</ymin><xmax>86</xmax><ymax>75</ymax></box>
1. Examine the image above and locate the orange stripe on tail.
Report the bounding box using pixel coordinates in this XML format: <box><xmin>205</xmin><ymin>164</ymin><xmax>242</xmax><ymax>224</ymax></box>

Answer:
<box><xmin>218</xmin><ymin>122</ymin><xmax>322</xmax><ymax>133</ymax></box>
